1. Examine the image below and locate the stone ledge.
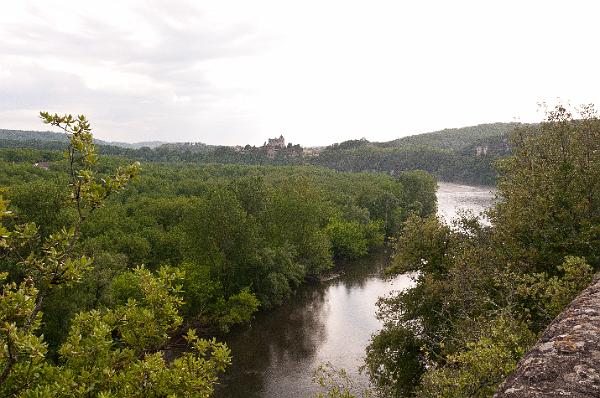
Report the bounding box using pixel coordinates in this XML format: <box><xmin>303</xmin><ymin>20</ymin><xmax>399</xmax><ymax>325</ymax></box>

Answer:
<box><xmin>495</xmin><ymin>276</ymin><xmax>600</xmax><ymax>397</ymax></box>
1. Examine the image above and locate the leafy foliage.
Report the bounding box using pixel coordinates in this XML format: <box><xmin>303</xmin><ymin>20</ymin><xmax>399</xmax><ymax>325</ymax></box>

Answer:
<box><xmin>313</xmin><ymin>362</ymin><xmax>374</xmax><ymax>398</ymax></box>
<box><xmin>325</xmin><ymin>219</ymin><xmax>383</xmax><ymax>259</ymax></box>
<box><xmin>0</xmin><ymin>149</ymin><xmax>436</xmax><ymax>343</ymax></box>
<box><xmin>0</xmin><ymin>113</ymin><xmax>231</xmax><ymax>397</ymax></box>
<box><xmin>0</xmin><ymin>113</ymin><xmax>439</xmax><ymax>397</ymax></box>
<box><xmin>0</xmin><ymin>123</ymin><xmax>518</xmax><ymax>185</ymax></box>
<box><xmin>416</xmin><ymin>316</ymin><xmax>534</xmax><ymax>398</ymax></box>
<box><xmin>492</xmin><ymin>104</ymin><xmax>600</xmax><ymax>272</ymax></box>
<box><xmin>365</xmin><ymin>104</ymin><xmax>600</xmax><ymax>397</ymax></box>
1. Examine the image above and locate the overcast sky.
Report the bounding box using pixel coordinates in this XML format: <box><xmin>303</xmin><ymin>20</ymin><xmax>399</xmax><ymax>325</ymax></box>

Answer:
<box><xmin>1</xmin><ymin>1</ymin><xmax>599</xmax><ymax>146</ymax></box>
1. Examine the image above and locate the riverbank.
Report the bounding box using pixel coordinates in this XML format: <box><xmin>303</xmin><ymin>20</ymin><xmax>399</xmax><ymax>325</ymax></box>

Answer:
<box><xmin>213</xmin><ymin>248</ymin><xmax>411</xmax><ymax>398</ymax></box>
<box><xmin>211</xmin><ymin>182</ymin><xmax>496</xmax><ymax>397</ymax></box>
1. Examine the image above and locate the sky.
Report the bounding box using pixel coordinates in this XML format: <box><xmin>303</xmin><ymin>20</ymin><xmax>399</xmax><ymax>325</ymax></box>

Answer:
<box><xmin>1</xmin><ymin>1</ymin><xmax>600</xmax><ymax>146</ymax></box>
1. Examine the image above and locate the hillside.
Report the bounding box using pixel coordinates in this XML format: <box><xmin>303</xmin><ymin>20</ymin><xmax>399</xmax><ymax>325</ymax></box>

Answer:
<box><xmin>0</xmin><ymin>122</ymin><xmax>519</xmax><ymax>185</ymax></box>
<box><xmin>0</xmin><ymin>129</ymin><xmax>168</xmax><ymax>149</ymax></box>
<box><xmin>376</xmin><ymin>122</ymin><xmax>519</xmax><ymax>151</ymax></box>
<box><xmin>313</xmin><ymin>123</ymin><xmax>519</xmax><ymax>185</ymax></box>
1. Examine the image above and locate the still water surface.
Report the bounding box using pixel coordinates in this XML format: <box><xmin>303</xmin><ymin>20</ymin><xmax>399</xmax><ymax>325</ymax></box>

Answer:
<box><xmin>214</xmin><ymin>182</ymin><xmax>496</xmax><ymax>398</ymax></box>
<box><xmin>436</xmin><ymin>182</ymin><xmax>496</xmax><ymax>223</ymax></box>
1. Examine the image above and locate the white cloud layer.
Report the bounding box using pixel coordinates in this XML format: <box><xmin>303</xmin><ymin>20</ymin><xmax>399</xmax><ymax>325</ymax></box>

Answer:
<box><xmin>1</xmin><ymin>0</ymin><xmax>600</xmax><ymax>145</ymax></box>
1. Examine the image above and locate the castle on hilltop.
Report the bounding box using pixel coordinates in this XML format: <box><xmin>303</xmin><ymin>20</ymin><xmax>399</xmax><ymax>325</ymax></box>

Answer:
<box><xmin>266</xmin><ymin>135</ymin><xmax>285</xmax><ymax>149</ymax></box>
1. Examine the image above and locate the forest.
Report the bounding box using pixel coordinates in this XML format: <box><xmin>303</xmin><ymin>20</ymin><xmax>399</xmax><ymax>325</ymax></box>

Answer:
<box><xmin>1</xmin><ymin>105</ymin><xmax>598</xmax><ymax>397</ymax></box>
<box><xmin>0</xmin><ymin>113</ymin><xmax>436</xmax><ymax>396</ymax></box>
<box><xmin>0</xmin><ymin>122</ymin><xmax>516</xmax><ymax>186</ymax></box>
<box><xmin>312</xmin><ymin>123</ymin><xmax>515</xmax><ymax>186</ymax></box>
<box><xmin>351</xmin><ymin>105</ymin><xmax>600</xmax><ymax>397</ymax></box>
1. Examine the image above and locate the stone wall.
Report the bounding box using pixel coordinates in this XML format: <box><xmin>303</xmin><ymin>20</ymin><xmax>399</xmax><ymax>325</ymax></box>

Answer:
<box><xmin>494</xmin><ymin>276</ymin><xmax>600</xmax><ymax>397</ymax></box>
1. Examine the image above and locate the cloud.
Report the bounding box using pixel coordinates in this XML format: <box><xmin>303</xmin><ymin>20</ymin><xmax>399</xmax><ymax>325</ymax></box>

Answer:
<box><xmin>0</xmin><ymin>0</ymin><xmax>268</xmax><ymax>144</ymax></box>
<box><xmin>1</xmin><ymin>1</ymin><xmax>600</xmax><ymax>146</ymax></box>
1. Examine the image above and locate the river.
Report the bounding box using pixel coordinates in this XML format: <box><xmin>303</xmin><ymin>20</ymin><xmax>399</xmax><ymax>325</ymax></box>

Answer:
<box><xmin>213</xmin><ymin>182</ymin><xmax>496</xmax><ymax>398</ymax></box>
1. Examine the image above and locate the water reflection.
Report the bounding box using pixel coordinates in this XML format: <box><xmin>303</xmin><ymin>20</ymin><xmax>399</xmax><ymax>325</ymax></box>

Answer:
<box><xmin>214</xmin><ymin>251</ymin><xmax>411</xmax><ymax>398</ymax></box>
<box><xmin>436</xmin><ymin>182</ymin><xmax>496</xmax><ymax>224</ymax></box>
<box><xmin>214</xmin><ymin>278</ymin><xmax>326</xmax><ymax>397</ymax></box>
<box><xmin>214</xmin><ymin>182</ymin><xmax>496</xmax><ymax>398</ymax></box>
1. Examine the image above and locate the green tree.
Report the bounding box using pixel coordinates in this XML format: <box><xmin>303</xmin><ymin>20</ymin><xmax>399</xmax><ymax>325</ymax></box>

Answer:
<box><xmin>364</xmin><ymin>104</ymin><xmax>600</xmax><ymax>397</ymax></box>
<box><xmin>326</xmin><ymin>219</ymin><xmax>369</xmax><ymax>259</ymax></box>
<box><xmin>313</xmin><ymin>362</ymin><xmax>374</xmax><ymax>398</ymax></box>
<box><xmin>416</xmin><ymin>316</ymin><xmax>534</xmax><ymax>398</ymax></box>
<box><xmin>492</xmin><ymin>104</ymin><xmax>600</xmax><ymax>272</ymax></box>
<box><xmin>0</xmin><ymin>113</ymin><xmax>230</xmax><ymax>397</ymax></box>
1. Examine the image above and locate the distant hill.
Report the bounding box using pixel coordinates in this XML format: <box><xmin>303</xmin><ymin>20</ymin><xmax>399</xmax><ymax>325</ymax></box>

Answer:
<box><xmin>0</xmin><ymin>122</ymin><xmax>521</xmax><ymax>185</ymax></box>
<box><xmin>1</xmin><ymin>122</ymin><xmax>519</xmax><ymax>152</ymax></box>
<box><xmin>375</xmin><ymin>122</ymin><xmax>520</xmax><ymax>151</ymax></box>
<box><xmin>0</xmin><ymin>129</ymin><xmax>168</xmax><ymax>149</ymax></box>
<box><xmin>314</xmin><ymin>122</ymin><xmax>522</xmax><ymax>185</ymax></box>
<box><xmin>0</xmin><ymin>129</ymin><xmax>70</xmax><ymax>143</ymax></box>
<box><xmin>104</xmin><ymin>140</ymin><xmax>169</xmax><ymax>149</ymax></box>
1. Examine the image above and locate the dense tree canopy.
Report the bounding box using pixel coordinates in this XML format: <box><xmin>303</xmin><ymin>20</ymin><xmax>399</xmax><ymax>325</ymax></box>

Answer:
<box><xmin>0</xmin><ymin>123</ymin><xmax>517</xmax><ymax>185</ymax></box>
<box><xmin>0</xmin><ymin>113</ymin><xmax>233</xmax><ymax>397</ymax></box>
<box><xmin>361</xmin><ymin>105</ymin><xmax>599</xmax><ymax>397</ymax></box>
<box><xmin>0</xmin><ymin>112</ymin><xmax>440</xmax><ymax>397</ymax></box>
<box><xmin>5</xmin><ymin>111</ymin><xmax>563</xmax><ymax>398</ymax></box>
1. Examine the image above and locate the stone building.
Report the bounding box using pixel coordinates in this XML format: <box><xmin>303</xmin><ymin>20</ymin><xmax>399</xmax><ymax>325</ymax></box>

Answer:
<box><xmin>267</xmin><ymin>135</ymin><xmax>285</xmax><ymax>149</ymax></box>
<box><xmin>475</xmin><ymin>145</ymin><xmax>489</xmax><ymax>156</ymax></box>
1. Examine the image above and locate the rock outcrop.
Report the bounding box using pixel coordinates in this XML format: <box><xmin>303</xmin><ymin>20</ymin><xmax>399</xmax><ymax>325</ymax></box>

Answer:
<box><xmin>495</xmin><ymin>276</ymin><xmax>600</xmax><ymax>397</ymax></box>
